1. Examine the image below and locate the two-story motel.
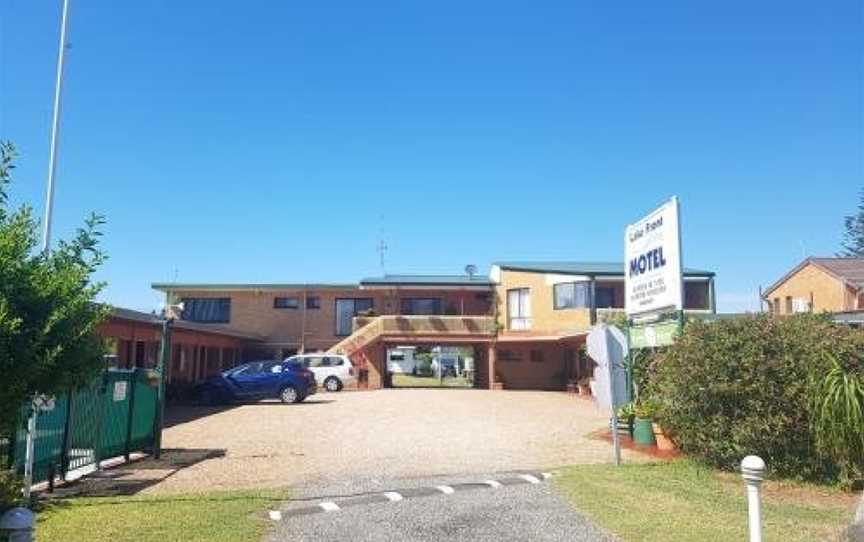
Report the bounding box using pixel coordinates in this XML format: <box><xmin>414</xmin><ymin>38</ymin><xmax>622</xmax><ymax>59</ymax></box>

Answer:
<box><xmin>152</xmin><ymin>261</ymin><xmax>716</xmax><ymax>391</ymax></box>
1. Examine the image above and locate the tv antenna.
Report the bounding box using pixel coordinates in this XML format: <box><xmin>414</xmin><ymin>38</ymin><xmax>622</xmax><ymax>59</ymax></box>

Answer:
<box><xmin>465</xmin><ymin>264</ymin><xmax>478</xmax><ymax>279</ymax></box>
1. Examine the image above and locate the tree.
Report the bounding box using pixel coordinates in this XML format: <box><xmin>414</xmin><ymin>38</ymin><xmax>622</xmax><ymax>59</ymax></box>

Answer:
<box><xmin>0</xmin><ymin>142</ymin><xmax>109</xmax><ymax>438</ymax></box>
<box><xmin>839</xmin><ymin>187</ymin><xmax>864</xmax><ymax>257</ymax></box>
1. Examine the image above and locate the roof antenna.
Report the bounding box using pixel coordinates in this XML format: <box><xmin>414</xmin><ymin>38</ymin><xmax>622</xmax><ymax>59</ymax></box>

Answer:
<box><xmin>376</xmin><ymin>215</ymin><xmax>388</xmax><ymax>275</ymax></box>
<box><xmin>465</xmin><ymin>264</ymin><xmax>477</xmax><ymax>279</ymax></box>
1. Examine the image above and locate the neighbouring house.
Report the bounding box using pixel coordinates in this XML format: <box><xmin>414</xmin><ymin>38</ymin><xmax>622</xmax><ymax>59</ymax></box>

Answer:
<box><xmin>151</xmin><ymin>261</ymin><xmax>717</xmax><ymax>391</ymax></box>
<box><xmin>761</xmin><ymin>257</ymin><xmax>864</xmax><ymax>315</ymax></box>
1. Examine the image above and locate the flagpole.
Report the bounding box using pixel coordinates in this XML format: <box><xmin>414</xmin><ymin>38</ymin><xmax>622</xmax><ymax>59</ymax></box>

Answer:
<box><xmin>24</xmin><ymin>0</ymin><xmax>72</xmax><ymax>502</ymax></box>
<box><xmin>41</xmin><ymin>0</ymin><xmax>71</xmax><ymax>253</ymax></box>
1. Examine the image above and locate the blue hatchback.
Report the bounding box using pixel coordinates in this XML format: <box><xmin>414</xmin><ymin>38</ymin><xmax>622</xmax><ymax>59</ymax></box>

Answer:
<box><xmin>194</xmin><ymin>360</ymin><xmax>317</xmax><ymax>404</ymax></box>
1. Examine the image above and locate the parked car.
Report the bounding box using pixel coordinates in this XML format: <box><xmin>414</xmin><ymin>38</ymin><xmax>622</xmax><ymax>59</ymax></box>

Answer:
<box><xmin>194</xmin><ymin>360</ymin><xmax>317</xmax><ymax>404</ymax></box>
<box><xmin>431</xmin><ymin>354</ymin><xmax>459</xmax><ymax>377</ymax></box>
<box><xmin>387</xmin><ymin>347</ymin><xmax>417</xmax><ymax>375</ymax></box>
<box><xmin>284</xmin><ymin>354</ymin><xmax>355</xmax><ymax>392</ymax></box>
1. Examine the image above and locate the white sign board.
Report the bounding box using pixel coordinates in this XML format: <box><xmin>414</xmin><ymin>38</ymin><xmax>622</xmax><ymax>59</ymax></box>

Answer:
<box><xmin>587</xmin><ymin>325</ymin><xmax>630</xmax><ymax>411</ymax></box>
<box><xmin>625</xmin><ymin>197</ymin><xmax>684</xmax><ymax>316</ymax></box>
<box><xmin>113</xmin><ymin>381</ymin><xmax>128</xmax><ymax>402</ymax></box>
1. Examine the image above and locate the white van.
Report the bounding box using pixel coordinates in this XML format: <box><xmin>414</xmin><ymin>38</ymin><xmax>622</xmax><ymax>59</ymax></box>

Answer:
<box><xmin>284</xmin><ymin>354</ymin><xmax>355</xmax><ymax>392</ymax></box>
<box><xmin>387</xmin><ymin>347</ymin><xmax>416</xmax><ymax>374</ymax></box>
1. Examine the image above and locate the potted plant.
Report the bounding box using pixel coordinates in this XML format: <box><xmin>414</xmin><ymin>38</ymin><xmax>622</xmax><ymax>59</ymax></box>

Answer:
<box><xmin>616</xmin><ymin>402</ymin><xmax>636</xmax><ymax>438</ymax></box>
<box><xmin>577</xmin><ymin>377</ymin><xmax>591</xmax><ymax>396</ymax></box>
<box><xmin>632</xmin><ymin>399</ymin><xmax>658</xmax><ymax>446</ymax></box>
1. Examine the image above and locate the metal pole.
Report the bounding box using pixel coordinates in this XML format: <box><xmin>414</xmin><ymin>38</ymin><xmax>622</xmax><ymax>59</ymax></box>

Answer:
<box><xmin>21</xmin><ymin>402</ymin><xmax>36</xmax><ymax>502</ymax></box>
<box><xmin>23</xmin><ymin>0</ymin><xmax>71</xmax><ymax>501</ymax></box>
<box><xmin>154</xmin><ymin>318</ymin><xmax>173</xmax><ymax>459</ymax></box>
<box><xmin>741</xmin><ymin>455</ymin><xmax>766</xmax><ymax>542</ymax></box>
<box><xmin>41</xmin><ymin>0</ymin><xmax>71</xmax><ymax>254</ymax></box>
<box><xmin>607</xmin><ymin>340</ymin><xmax>621</xmax><ymax>466</ymax></box>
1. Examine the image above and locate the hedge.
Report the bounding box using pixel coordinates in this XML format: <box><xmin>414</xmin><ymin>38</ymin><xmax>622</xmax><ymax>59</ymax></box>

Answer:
<box><xmin>647</xmin><ymin>314</ymin><xmax>864</xmax><ymax>484</ymax></box>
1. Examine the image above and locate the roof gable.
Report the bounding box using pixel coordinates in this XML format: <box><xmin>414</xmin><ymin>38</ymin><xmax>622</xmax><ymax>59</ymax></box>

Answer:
<box><xmin>763</xmin><ymin>257</ymin><xmax>864</xmax><ymax>297</ymax></box>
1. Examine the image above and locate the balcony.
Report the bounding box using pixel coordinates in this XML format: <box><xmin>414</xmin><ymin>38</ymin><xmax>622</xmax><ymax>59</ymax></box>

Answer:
<box><xmin>330</xmin><ymin>315</ymin><xmax>496</xmax><ymax>356</ymax></box>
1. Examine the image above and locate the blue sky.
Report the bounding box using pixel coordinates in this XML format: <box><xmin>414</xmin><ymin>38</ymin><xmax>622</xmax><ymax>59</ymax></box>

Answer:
<box><xmin>1</xmin><ymin>1</ymin><xmax>861</xmax><ymax>313</ymax></box>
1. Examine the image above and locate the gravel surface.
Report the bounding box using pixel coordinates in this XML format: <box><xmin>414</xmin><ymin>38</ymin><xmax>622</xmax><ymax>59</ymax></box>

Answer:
<box><xmin>266</xmin><ymin>472</ymin><xmax>618</xmax><ymax>542</ymax></box>
<box><xmin>152</xmin><ymin>389</ymin><xmax>638</xmax><ymax>494</ymax></box>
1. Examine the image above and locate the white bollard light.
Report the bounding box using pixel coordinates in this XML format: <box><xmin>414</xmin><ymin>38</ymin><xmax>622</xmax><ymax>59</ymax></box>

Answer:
<box><xmin>0</xmin><ymin>507</ymin><xmax>35</xmax><ymax>542</ymax></box>
<box><xmin>740</xmin><ymin>455</ymin><xmax>766</xmax><ymax>542</ymax></box>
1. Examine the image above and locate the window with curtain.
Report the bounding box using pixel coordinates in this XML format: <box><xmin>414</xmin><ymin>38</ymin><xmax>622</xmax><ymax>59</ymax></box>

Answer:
<box><xmin>274</xmin><ymin>297</ymin><xmax>300</xmax><ymax>309</ymax></box>
<box><xmin>182</xmin><ymin>298</ymin><xmax>231</xmax><ymax>323</ymax></box>
<box><xmin>507</xmin><ymin>288</ymin><xmax>531</xmax><ymax>330</ymax></box>
<box><xmin>400</xmin><ymin>298</ymin><xmax>442</xmax><ymax>315</ymax></box>
<box><xmin>553</xmin><ymin>282</ymin><xmax>591</xmax><ymax>310</ymax></box>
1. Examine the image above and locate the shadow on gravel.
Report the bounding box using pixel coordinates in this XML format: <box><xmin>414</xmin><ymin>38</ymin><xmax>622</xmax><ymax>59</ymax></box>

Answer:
<box><xmin>39</xmin><ymin>448</ymin><xmax>226</xmax><ymax>499</ymax></box>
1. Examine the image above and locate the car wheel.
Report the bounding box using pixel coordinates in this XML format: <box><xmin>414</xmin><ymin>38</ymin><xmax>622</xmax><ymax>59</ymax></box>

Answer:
<box><xmin>280</xmin><ymin>385</ymin><xmax>300</xmax><ymax>404</ymax></box>
<box><xmin>324</xmin><ymin>376</ymin><xmax>342</xmax><ymax>392</ymax></box>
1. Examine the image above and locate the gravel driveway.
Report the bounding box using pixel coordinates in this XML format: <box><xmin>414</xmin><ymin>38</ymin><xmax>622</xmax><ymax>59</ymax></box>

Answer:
<box><xmin>152</xmin><ymin>389</ymin><xmax>634</xmax><ymax>494</ymax></box>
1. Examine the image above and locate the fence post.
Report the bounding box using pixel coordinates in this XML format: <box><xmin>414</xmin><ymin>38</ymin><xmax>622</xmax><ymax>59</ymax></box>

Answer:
<box><xmin>741</xmin><ymin>455</ymin><xmax>766</xmax><ymax>542</ymax></box>
<box><xmin>59</xmin><ymin>391</ymin><xmax>74</xmax><ymax>479</ymax></box>
<box><xmin>124</xmin><ymin>371</ymin><xmax>137</xmax><ymax>461</ymax></box>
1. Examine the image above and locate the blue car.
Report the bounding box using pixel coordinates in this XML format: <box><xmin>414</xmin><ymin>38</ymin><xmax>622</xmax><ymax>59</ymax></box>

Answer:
<box><xmin>195</xmin><ymin>360</ymin><xmax>317</xmax><ymax>404</ymax></box>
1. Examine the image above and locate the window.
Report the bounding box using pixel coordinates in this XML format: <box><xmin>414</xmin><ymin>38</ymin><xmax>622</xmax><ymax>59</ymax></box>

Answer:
<box><xmin>507</xmin><ymin>288</ymin><xmax>531</xmax><ymax>330</ymax></box>
<box><xmin>335</xmin><ymin>298</ymin><xmax>374</xmax><ymax>336</ymax></box>
<box><xmin>785</xmin><ymin>296</ymin><xmax>793</xmax><ymax>314</ymax></box>
<box><xmin>684</xmin><ymin>282</ymin><xmax>710</xmax><ymax>310</ymax></box>
<box><xmin>498</xmin><ymin>349</ymin><xmax>522</xmax><ymax>362</ymax></box>
<box><xmin>553</xmin><ymin>282</ymin><xmax>590</xmax><ymax>310</ymax></box>
<box><xmin>401</xmin><ymin>298</ymin><xmax>442</xmax><ymax>315</ymax></box>
<box><xmin>530</xmin><ymin>349</ymin><xmax>544</xmax><ymax>363</ymax></box>
<box><xmin>182</xmin><ymin>298</ymin><xmax>231</xmax><ymax>323</ymax></box>
<box><xmin>306</xmin><ymin>296</ymin><xmax>321</xmax><ymax>309</ymax></box>
<box><xmin>274</xmin><ymin>297</ymin><xmax>300</xmax><ymax>309</ymax></box>
<box><xmin>595</xmin><ymin>286</ymin><xmax>617</xmax><ymax>309</ymax></box>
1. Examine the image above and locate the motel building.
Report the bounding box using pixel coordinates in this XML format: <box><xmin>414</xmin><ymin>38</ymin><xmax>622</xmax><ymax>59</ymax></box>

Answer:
<box><xmin>151</xmin><ymin>261</ymin><xmax>716</xmax><ymax>391</ymax></box>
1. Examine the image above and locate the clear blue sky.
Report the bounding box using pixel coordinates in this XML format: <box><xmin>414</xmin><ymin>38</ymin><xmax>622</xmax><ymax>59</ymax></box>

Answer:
<box><xmin>1</xmin><ymin>1</ymin><xmax>861</xmax><ymax>313</ymax></box>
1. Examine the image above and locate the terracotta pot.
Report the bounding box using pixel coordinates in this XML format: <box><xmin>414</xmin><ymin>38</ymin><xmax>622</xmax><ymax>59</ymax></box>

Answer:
<box><xmin>653</xmin><ymin>422</ymin><xmax>675</xmax><ymax>451</ymax></box>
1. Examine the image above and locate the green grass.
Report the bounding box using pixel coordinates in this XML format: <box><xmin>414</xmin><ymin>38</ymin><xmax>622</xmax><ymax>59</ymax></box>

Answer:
<box><xmin>391</xmin><ymin>373</ymin><xmax>472</xmax><ymax>388</ymax></box>
<box><xmin>36</xmin><ymin>489</ymin><xmax>287</xmax><ymax>542</ymax></box>
<box><xmin>554</xmin><ymin>460</ymin><xmax>855</xmax><ymax>542</ymax></box>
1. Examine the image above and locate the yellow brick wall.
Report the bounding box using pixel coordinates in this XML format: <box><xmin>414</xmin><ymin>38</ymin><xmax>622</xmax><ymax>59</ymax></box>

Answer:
<box><xmin>766</xmin><ymin>263</ymin><xmax>850</xmax><ymax>314</ymax></box>
<box><xmin>495</xmin><ymin>270</ymin><xmax>592</xmax><ymax>333</ymax></box>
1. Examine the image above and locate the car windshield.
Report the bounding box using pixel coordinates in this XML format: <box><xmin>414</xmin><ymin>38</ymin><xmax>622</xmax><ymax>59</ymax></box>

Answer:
<box><xmin>285</xmin><ymin>359</ymin><xmax>305</xmax><ymax>371</ymax></box>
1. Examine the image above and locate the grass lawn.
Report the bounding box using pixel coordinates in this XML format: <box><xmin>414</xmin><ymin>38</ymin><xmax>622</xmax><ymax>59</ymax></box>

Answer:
<box><xmin>36</xmin><ymin>489</ymin><xmax>287</xmax><ymax>542</ymax></box>
<box><xmin>391</xmin><ymin>373</ymin><xmax>472</xmax><ymax>388</ymax></box>
<box><xmin>555</xmin><ymin>460</ymin><xmax>857</xmax><ymax>542</ymax></box>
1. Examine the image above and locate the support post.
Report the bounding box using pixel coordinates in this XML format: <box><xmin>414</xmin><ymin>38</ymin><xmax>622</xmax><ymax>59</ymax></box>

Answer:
<box><xmin>487</xmin><ymin>344</ymin><xmax>497</xmax><ymax>390</ymax></box>
<box><xmin>153</xmin><ymin>318</ymin><xmax>173</xmax><ymax>459</ymax></box>
<box><xmin>59</xmin><ymin>391</ymin><xmax>74</xmax><ymax>478</ymax></box>
<box><xmin>123</xmin><ymin>371</ymin><xmax>137</xmax><ymax>461</ymax></box>
<box><xmin>741</xmin><ymin>455</ymin><xmax>765</xmax><ymax>542</ymax></box>
<box><xmin>21</xmin><ymin>401</ymin><xmax>37</xmax><ymax>502</ymax></box>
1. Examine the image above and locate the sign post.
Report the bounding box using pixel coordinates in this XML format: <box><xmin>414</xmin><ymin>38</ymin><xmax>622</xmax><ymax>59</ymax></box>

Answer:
<box><xmin>624</xmin><ymin>197</ymin><xmax>685</xmax><ymax>399</ymax></box>
<box><xmin>588</xmin><ymin>325</ymin><xmax>630</xmax><ymax>466</ymax></box>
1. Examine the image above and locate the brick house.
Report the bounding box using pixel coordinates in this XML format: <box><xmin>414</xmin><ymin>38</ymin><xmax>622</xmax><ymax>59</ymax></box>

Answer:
<box><xmin>762</xmin><ymin>257</ymin><xmax>864</xmax><ymax>315</ymax></box>
<box><xmin>152</xmin><ymin>261</ymin><xmax>716</xmax><ymax>391</ymax></box>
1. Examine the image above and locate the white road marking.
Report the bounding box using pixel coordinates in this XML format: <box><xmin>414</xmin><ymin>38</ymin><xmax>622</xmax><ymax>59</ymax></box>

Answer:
<box><xmin>541</xmin><ymin>472</ymin><xmax>552</xmax><ymax>479</ymax></box>
<box><xmin>319</xmin><ymin>501</ymin><xmax>340</xmax><ymax>512</ymax></box>
<box><xmin>484</xmin><ymin>480</ymin><xmax>502</xmax><ymax>488</ymax></box>
<box><xmin>268</xmin><ymin>510</ymin><xmax>282</xmax><ymax>521</ymax></box>
<box><xmin>383</xmin><ymin>491</ymin><xmax>404</xmax><ymax>502</ymax></box>
<box><xmin>519</xmin><ymin>474</ymin><xmax>541</xmax><ymax>484</ymax></box>
<box><xmin>435</xmin><ymin>485</ymin><xmax>455</xmax><ymax>495</ymax></box>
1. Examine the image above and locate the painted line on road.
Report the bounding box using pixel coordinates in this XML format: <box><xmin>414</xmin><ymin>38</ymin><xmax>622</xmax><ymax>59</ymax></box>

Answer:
<box><xmin>383</xmin><ymin>491</ymin><xmax>404</xmax><ymax>502</ymax></box>
<box><xmin>519</xmin><ymin>474</ymin><xmax>541</xmax><ymax>484</ymax></box>
<box><xmin>275</xmin><ymin>473</ymin><xmax>549</xmax><ymax>521</ymax></box>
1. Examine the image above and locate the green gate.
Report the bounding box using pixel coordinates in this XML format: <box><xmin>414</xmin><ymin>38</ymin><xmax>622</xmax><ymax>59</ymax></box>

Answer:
<box><xmin>11</xmin><ymin>369</ymin><xmax>159</xmax><ymax>485</ymax></box>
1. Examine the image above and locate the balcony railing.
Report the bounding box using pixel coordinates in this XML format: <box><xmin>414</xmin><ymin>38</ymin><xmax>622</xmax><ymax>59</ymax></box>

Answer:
<box><xmin>329</xmin><ymin>315</ymin><xmax>496</xmax><ymax>356</ymax></box>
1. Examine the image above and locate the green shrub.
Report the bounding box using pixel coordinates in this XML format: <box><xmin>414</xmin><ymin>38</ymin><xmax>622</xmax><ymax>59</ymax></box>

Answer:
<box><xmin>648</xmin><ymin>314</ymin><xmax>862</xmax><ymax>483</ymax></box>
<box><xmin>0</xmin><ymin>469</ymin><xmax>23</xmax><ymax>513</ymax></box>
<box><xmin>416</xmin><ymin>354</ymin><xmax>433</xmax><ymax>377</ymax></box>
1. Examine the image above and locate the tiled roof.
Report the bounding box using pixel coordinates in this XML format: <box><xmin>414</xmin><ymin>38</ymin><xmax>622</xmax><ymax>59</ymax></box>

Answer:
<box><xmin>493</xmin><ymin>261</ymin><xmax>715</xmax><ymax>277</ymax></box>
<box><xmin>360</xmin><ymin>274</ymin><xmax>495</xmax><ymax>287</ymax></box>
<box><xmin>110</xmin><ymin>306</ymin><xmax>264</xmax><ymax>340</ymax></box>
<box><xmin>811</xmin><ymin>258</ymin><xmax>864</xmax><ymax>288</ymax></box>
<box><xmin>763</xmin><ymin>257</ymin><xmax>864</xmax><ymax>296</ymax></box>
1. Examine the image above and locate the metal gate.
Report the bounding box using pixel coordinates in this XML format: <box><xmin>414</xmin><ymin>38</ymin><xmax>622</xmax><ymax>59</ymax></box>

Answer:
<box><xmin>7</xmin><ymin>368</ymin><xmax>158</xmax><ymax>485</ymax></box>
